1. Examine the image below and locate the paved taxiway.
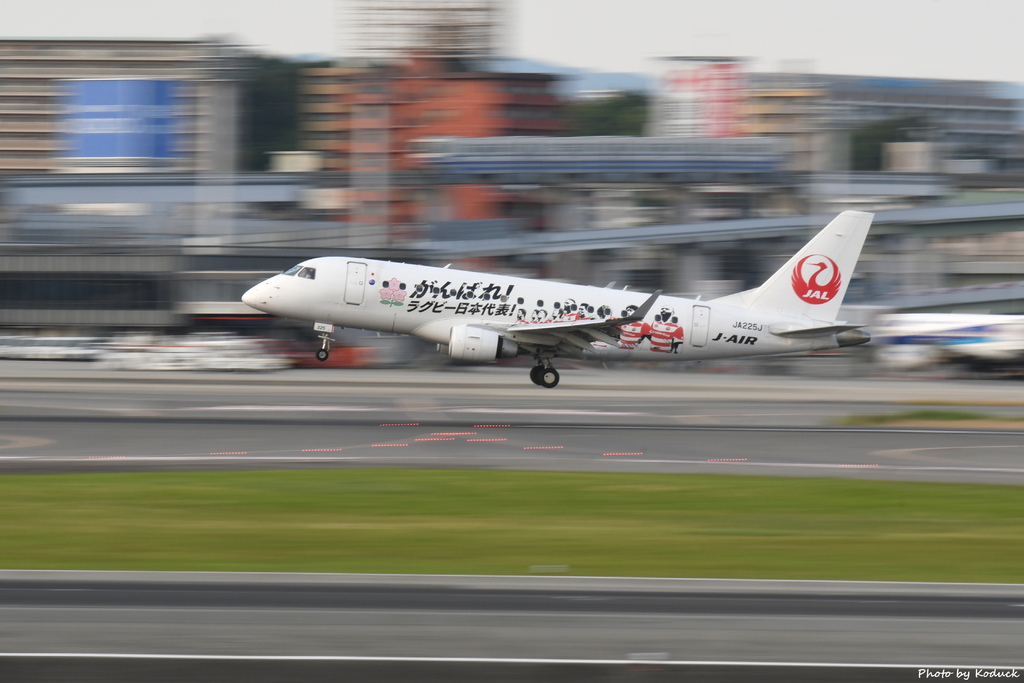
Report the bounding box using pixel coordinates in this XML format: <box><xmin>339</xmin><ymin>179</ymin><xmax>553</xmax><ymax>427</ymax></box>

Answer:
<box><xmin>1</xmin><ymin>361</ymin><xmax>1022</xmax><ymax>680</ymax></box>
<box><xmin>1</xmin><ymin>571</ymin><xmax>1022</xmax><ymax>682</ymax></box>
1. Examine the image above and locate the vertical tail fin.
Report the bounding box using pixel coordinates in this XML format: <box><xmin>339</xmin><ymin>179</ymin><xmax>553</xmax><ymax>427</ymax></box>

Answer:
<box><xmin>711</xmin><ymin>211</ymin><xmax>873</xmax><ymax>322</ymax></box>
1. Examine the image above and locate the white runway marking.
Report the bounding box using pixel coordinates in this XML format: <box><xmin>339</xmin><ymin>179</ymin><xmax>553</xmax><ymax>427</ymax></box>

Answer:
<box><xmin>0</xmin><ymin>653</ymin><xmax>1016</xmax><ymax>671</ymax></box>
<box><xmin>453</xmin><ymin>408</ymin><xmax>643</xmax><ymax>416</ymax></box>
<box><xmin>185</xmin><ymin>405</ymin><xmax>375</xmax><ymax>412</ymax></box>
<box><xmin>610</xmin><ymin>457</ymin><xmax>1024</xmax><ymax>476</ymax></box>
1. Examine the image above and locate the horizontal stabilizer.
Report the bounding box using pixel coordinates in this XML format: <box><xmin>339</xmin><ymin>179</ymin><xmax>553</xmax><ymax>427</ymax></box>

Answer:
<box><xmin>770</xmin><ymin>323</ymin><xmax>865</xmax><ymax>339</ymax></box>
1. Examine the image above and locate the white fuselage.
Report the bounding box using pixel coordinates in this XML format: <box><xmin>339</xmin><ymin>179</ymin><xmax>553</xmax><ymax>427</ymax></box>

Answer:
<box><xmin>242</xmin><ymin>257</ymin><xmax>842</xmax><ymax>362</ymax></box>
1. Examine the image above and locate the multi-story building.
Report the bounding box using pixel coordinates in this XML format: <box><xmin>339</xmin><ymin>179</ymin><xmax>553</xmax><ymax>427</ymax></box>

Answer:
<box><xmin>298</xmin><ymin>57</ymin><xmax>562</xmax><ymax>234</ymax></box>
<box><xmin>743</xmin><ymin>72</ymin><xmax>1023</xmax><ymax>173</ymax></box>
<box><xmin>823</xmin><ymin>74</ymin><xmax>1020</xmax><ymax>162</ymax></box>
<box><xmin>0</xmin><ymin>38</ymin><xmax>244</xmax><ymax>173</ymax></box>
<box><xmin>299</xmin><ymin>66</ymin><xmax>361</xmax><ymax>173</ymax></box>
<box><xmin>740</xmin><ymin>73</ymin><xmax>830</xmax><ymax>173</ymax></box>
<box><xmin>297</xmin><ymin>0</ymin><xmax>561</xmax><ymax>236</ymax></box>
<box><xmin>390</xmin><ymin>58</ymin><xmax>562</xmax><ymax>226</ymax></box>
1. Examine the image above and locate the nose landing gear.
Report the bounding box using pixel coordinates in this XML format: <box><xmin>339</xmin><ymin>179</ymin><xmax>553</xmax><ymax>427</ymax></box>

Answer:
<box><xmin>314</xmin><ymin>322</ymin><xmax>335</xmax><ymax>362</ymax></box>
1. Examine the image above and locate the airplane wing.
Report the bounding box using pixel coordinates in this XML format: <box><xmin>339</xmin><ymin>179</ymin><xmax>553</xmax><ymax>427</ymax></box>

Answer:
<box><xmin>505</xmin><ymin>290</ymin><xmax>662</xmax><ymax>337</ymax></box>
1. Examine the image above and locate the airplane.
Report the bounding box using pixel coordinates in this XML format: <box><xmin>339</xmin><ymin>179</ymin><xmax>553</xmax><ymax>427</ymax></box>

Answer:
<box><xmin>873</xmin><ymin>312</ymin><xmax>1024</xmax><ymax>373</ymax></box>
<box><xmin>242</xmin><ymin>210</ymin><xmax>874</xmax><ymax>387</ymax></box>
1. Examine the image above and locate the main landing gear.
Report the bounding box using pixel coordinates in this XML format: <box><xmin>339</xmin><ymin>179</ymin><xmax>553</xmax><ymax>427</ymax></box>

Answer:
<box><xmin>529</xmin><ymin>363</ymin><xmax>560</xmax><ymax>388</ymax></box>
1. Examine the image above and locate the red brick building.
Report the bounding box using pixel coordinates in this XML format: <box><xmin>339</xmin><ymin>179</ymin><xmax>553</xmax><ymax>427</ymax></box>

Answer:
<box><xmin>301</xmin><ymin>58</ymin><xmax>563</xmax><ymax>235</ymax></box>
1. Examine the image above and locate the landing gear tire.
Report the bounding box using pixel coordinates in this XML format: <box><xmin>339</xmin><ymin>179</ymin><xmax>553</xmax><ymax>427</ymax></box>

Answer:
<box><xmin>530</xmin><ymin>366</ymin><xmax>559</xmax><ymax>388</ymax></box>
<box><xmin>316</xmin><ymin>348</ymin><xmax>330</xmax><ymax>362</ymax></box>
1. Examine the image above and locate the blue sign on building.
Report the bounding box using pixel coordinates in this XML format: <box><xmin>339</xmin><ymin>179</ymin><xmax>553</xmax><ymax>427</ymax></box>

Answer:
<box><xmin>63</xmin><ymin>80</ymin><xmax>180</xmax><ymax>159</ymax></box>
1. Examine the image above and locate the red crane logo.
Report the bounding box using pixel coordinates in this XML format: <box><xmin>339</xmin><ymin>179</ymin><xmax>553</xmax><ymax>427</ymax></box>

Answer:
<box><xmin>791</xmin><ymin>254</ymin><xmax>841</xmax><ymax>304</ymax></box>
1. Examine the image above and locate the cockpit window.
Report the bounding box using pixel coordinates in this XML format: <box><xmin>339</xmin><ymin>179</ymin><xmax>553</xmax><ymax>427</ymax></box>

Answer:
<box><xmin>283</xmin><ymin>265</ymin><xmax>316</xmax><ymax>280</ymax></box>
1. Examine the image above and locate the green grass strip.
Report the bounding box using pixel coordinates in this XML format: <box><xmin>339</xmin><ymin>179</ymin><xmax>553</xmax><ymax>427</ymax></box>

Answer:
<box><xmin>839</xmin><ymin>409</ymin><xmax>1024</xmax><ymax>426</ymax></box>
<box><xmin>1</xmin><ymin>470</ymin><xmax>1022</xmax><ymax>583</ymax></box>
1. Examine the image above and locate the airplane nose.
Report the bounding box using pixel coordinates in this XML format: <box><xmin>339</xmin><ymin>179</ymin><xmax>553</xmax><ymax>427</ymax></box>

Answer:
<box><xmin>241</xmin><ymin>281</ymin><xmax>269</xmax><ymax>309</ymax></box>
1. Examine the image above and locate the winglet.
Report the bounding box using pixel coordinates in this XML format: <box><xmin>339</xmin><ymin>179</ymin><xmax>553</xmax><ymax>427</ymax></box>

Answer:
<box><xmin>623</xmin><ymin>289</ymin><xmax>661</xmax><ymax>325</ymax></box>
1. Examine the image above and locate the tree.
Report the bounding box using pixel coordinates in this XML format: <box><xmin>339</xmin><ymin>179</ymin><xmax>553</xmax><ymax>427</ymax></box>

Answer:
<box><xmin>562</xmin><ymin>92</ymin><xmax>648</xmax><ymax>137</ymax></box>
<box><xmin>849</xmin><ymin>116</ymin><xmax>929</xmax><ymax>171</ymax></box>
<box><xmin>239</xmin><ymin>56</ymin><xmax>329</xmax><ymax>171</ymax></box>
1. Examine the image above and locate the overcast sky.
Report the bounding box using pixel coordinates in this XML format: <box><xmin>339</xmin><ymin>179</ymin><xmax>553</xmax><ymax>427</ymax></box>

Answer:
<box><xmin>6</xmin><ymin>0</ymin><xmax>1024</xmax><ymax>84</ymax></box>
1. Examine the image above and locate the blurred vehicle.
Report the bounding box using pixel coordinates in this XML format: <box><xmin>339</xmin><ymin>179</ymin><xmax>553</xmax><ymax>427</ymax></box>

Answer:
<box><xmin>96</xmin><ymin>334</ymin><xmax>291</xmax><ymax>372</ymax></box>
<box><xmin>873</xmin><ymin>313</ymin><xmax>1024</xmax><ymax>376</ymax></box>
<box><xmin>0</xmin><ymin>336</ymin><xmax>102</xmax><ymax>361</ymax></box>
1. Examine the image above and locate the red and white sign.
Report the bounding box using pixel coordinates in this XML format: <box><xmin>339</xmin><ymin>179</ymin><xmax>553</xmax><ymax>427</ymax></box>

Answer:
<box><xmin>655</xmin><ymin>59</ymin><xmax>744</xmax><ymax>138</ymax></box>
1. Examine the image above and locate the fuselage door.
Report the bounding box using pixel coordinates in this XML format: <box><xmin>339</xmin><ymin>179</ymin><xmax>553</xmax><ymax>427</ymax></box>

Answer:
<box><xmin>691</xmin><ymin>305</ymin><xmax>710</xmax><ymax>347</ymax></box>
<box><xmin>344</xmin><ymin>261</ymin><xmax>367</xmax><ymax>305</ymax></box>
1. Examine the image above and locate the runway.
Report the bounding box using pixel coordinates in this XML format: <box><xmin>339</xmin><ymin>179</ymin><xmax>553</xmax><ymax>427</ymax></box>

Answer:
<box><xmin>1</xmin><ymin>361</ymin><xmax>1024</xmax><ymax>483</ymax></box>
<box><xmin>1</xmin><ymin>361</ymin><xmax>1022</xmax><ymax>680</ymax></box>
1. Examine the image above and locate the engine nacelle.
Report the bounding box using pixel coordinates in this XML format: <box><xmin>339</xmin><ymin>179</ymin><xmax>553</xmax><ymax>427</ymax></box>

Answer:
<box><xmin>836</xmin><ymin>329</ymin><xmax>871</xmax><ymax>347</ymax></box>
<box><xmin>447</xmin><ymin>325</ymin><xmax>519</xmax><ymax>363</ymax></box>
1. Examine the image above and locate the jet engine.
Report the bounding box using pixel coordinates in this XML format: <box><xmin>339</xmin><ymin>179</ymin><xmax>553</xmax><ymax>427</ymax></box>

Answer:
<box><xmin>447</xmin><ymin>325</ymin><xmax>519</xmax><ymax>362</ymax></box>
